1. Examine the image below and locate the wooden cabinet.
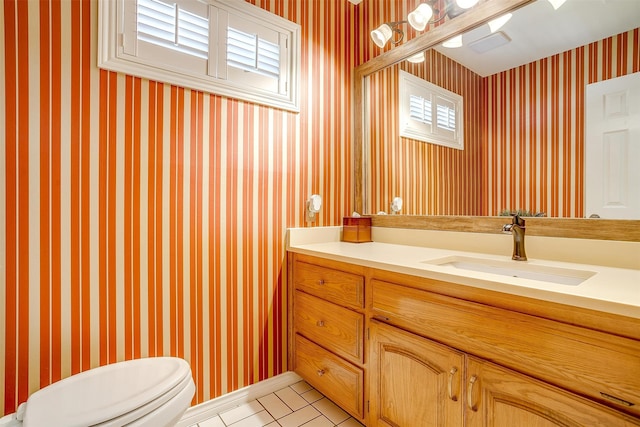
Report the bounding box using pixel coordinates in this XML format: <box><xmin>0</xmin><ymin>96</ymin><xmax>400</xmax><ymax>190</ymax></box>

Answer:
<box><xmin>370</xmin><ymin>278</ymin><xmax>640</xmax><ymax>420</ymax></box>
<box><xmin>288</xmin><ymin>253</ymin><xmax>640</xmax><ymax>426</ymax></box>
<box><xmin>466</xmin><ymin>357</ymin><xmax>640</xmax><ymax>426</ymax></box>
<box><xmin>369</xmin><ymin>320</ymin><xmax>464</xmax><ymax>426</ymax></box>
<box><xmin>369</xmin><ymin>278</ymin><xmax>640</xmax><ymax>426</ymax></box>
<box><xmin>289</xmin><ymin>255</ymin><xmax>366</xmax><ymax>421</ymax></box>
<box><xmin>369</xmin><ymin>321</ymin><xmax>640</xmax><ymax>427</ymax></box>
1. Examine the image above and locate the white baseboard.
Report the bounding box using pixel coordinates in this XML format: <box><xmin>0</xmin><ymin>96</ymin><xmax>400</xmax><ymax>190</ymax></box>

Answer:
<box><xmin>175</xmin><ymin>371</ymin><xmax>303</xmax><ymax>427</ymax></box>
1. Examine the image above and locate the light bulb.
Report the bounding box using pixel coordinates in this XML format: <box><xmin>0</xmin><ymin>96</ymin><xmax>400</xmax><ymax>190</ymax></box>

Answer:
<box><xmin>370</xmin><ymin>24</ymin><xmax>393</xmax><ymax>48</ymax></box>
<box><xmin>407</xmin><ymin>52</ymin><xmax>425</xmax><ymax>63</ymax></box>
<box><xmin>408</xmin><ymin>3</ymin><xmax>434</xmax><ymax>31</ymax></box>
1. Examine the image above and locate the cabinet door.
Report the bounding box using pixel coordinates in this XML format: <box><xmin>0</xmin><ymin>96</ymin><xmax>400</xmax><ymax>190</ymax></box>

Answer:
<box><xmin>369</xmin><ymin>320</ymin><xmax>464</xmax><ymax>427</ymax></box>
<box><xmin>465</xmin><ymin>356</ymin><xmax>640</xmax><ymax>427</ymax></box>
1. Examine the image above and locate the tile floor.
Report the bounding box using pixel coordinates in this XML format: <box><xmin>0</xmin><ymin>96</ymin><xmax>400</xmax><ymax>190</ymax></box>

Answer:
<box><xmin>191</xmin><ymin>380</ymin><xmax>364</xmax><ymax>427</ymax></box>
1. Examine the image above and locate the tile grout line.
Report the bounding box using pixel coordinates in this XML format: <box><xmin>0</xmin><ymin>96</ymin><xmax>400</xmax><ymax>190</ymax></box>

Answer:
<box><xmin>197</xmin><ymin>380</ymin><xmax>363</xmax><ymax>427</ymax></box>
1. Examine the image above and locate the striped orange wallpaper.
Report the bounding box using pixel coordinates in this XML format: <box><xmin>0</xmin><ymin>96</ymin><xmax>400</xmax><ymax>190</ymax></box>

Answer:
<box><xmin>484</xmin><ymin>28</ymin><xmax>640</xmax><ymax>217</ymax></box>
<box><xmin>366</xmin><ymin>50</ymin><xmax>485</xmax><ymax>215</ymax></box>
<box><xmin>1</xmin><ymin>0</ymin><xmax>365</xmax><ymax>415</ymax></box>
<box><xmin>4</xmin><ymin>0</ymin><xmax>634</xmax><ymax>416</ymax></box>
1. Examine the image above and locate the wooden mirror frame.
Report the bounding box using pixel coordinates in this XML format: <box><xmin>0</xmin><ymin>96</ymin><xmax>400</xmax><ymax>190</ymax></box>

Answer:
<box><xmin>352</xmin><ymin>0</ymin><xmax>640</xmax><ymax>242</ymax></box>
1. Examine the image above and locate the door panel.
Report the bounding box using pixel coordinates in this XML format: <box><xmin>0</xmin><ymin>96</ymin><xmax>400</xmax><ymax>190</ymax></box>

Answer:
<box><xmin>465</xmin><ymin>357</ymin><xmax>640</xmax><ymax>427</ymax></box>
<box><xmin>369</xmin><ymin>320</ymin><xmax>464</xmax><ymax>427</ymax></box>
<box><xmin>586</xmin><ymin>72</ymin><xmax>640</xmax><ymax>219</ymax></box>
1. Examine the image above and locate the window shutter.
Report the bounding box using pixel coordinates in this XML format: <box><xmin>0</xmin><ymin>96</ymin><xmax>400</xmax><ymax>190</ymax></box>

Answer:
<box><xmin>436</xmin><ymin>103</ymin><xmax>456</xmax><ymax>132</ymax></box>
<box><xmin>399</xmin><ymin>70</ymin><xmax>463</xmax><ymax>150</ymax></box>
<box><xmin>101</xmin><ymin>0</ymin><xmax>300</xmax><ymax>111</ymax></box>
<box><xmin>137</xmin><ymin>0</ymin><xmax>209</xmax><ymax>59</ymax></box>
<box><xmin>227</xmin><ymin>27</ymin><xmax>280</xmax><ymax>79</ymax></box>
<box><xmin>410</xmin><ymin>94</ymin><xmax>432</xmax><ymax>125</ymax></box>
<box><xmin>176</xmin><ymin>8</ymin><xmax>209</xmax><ymax>57</ymax></box>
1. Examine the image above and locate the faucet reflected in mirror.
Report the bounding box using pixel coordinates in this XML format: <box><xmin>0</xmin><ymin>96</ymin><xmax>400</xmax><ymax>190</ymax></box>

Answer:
<box><xmin>502</xmin><ymin>215</ymin><xmax>527</xmax><ymax>261</ymax></box>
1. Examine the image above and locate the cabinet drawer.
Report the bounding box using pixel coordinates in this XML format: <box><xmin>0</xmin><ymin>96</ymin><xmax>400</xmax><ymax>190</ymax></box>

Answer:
<box><xmin>371</xmin><ymin>279</ymin><xmax>640</xmax><ymax>418</ymax></box>
<box><xmin>294</xmin><ymin>261</ymin><xmax>364</xmax><ymax>309</ymax></box>
<box><xmin>295</xmin><ymin>291</ymin><xmax>363</xmax><ymax>362</ymax></box>
<box><xmin>294</xmin><ymin>334</ymin><xmax>364</xmax><ymax>419</ymax></box>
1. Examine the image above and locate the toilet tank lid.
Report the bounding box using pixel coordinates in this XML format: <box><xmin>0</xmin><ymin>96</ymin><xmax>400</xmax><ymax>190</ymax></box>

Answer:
<box><xmin>22</xmin><ymin>357</ymin><xmax>192</xmax><ymax>427</ymax></box>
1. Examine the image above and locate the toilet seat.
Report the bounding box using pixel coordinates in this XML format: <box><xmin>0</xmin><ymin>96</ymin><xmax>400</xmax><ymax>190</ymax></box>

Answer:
<box><xmin>21</xmin><ymin>357</ymin><xmax>193</xmax><ymax>427</ymax></box>
<box><xmin>95</xmin><ymin>370</ymin><xmax>194</xmax><ymax>427</ymax></box>
<box><xmin>116</xmin><ymin>375</ymin><xmax>195</xmax><ymax>427</ymax></box>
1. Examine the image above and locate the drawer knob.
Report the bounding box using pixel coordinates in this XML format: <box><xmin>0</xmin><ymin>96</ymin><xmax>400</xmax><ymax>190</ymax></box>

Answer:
<box><xmin>317</xmin><ymin>369</ymin><xmax>325</xmax><ymax>376</ymax></box>
<box><xmin>317</xmin><ymin>279</ymin><xmax>325</xmax><ymax>285</ymax></box>
<box><xmin>316</xmin><ymin>320</ymin><xmax>325</xmax><ymax>327</ymax></box>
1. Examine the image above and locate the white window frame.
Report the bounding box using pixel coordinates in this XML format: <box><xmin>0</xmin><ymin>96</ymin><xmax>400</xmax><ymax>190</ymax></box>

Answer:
<box><xmin>98</xmin><ymin>0</ymin><xmax>301</xmax><ymax>112</ymax></box>
<box><xmin>399</xmin><ymin>70</ymin><xmax>464</xmax><ymax>150</ymax></box>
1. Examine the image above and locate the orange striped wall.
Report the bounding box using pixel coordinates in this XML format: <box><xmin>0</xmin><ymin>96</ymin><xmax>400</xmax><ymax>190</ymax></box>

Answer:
<box><xmin>366</xmin><ymin>50</ymin><xmax>485</xmax><ymax>215</ymax></box>
<box><xmin>363</xmin><ymin>0</ymin><xmax>487</xmax><ymax>216</ymax></box>
<box><xmin>6</xmin><ymin>0</ymin><xmax>633</xmax><ymax>416</ymax></box>
<box><xmin>0</xmin><ymin>0</ymin><xmax>366</xmax><ymax>415</ymax></box>
<box><xmin>483</xmin><ymin>28</ymin><xmax>640</xmax><ymax>217</ymax></box>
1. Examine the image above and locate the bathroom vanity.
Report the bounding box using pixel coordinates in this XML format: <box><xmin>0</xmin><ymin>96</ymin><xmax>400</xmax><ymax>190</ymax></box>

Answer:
<box><xmin>287</xmin><ymin>228</ymin><xmax>640</xmax><ymax>426</ymax></box>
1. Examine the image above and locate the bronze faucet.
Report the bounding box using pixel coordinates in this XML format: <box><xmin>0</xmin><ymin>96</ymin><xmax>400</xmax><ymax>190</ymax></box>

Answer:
<box><xmin>502</xmin><ymin>215</ymin><xmax>527</xmax><ymax>261</ymax></box>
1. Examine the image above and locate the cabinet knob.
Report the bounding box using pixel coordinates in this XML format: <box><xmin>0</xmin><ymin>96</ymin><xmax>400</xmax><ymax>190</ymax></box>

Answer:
<box><xmin>317</xmin><ymin>279</ymin><xmax>325</xmax><ymax>285</ymax></box>
<box><xmin>467</xmin><ymin>375</ymin><xmax>478</xmax><ymax>412</ymax></box>
<box><xmin>316</xmin><ymin>320</ymin><xmax>325</xmax><ymax>327</ymax></box>
<box><xmin>317</xmin><ymin>369</ymin><xmax>325</xmax><ymax>376</ymax></box>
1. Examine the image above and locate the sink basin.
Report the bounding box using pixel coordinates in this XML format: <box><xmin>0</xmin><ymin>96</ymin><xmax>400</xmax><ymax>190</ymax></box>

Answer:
<box><xmin>423</xmin><ymin>256</ymin><xmax>596</xmax><ymax>286</ymax></box>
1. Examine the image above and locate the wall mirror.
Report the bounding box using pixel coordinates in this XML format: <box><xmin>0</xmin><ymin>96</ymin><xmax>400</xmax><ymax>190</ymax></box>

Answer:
<box><xmin>354</xmin><ymin>0</ymin><xmax>640</xmax><ymax>236</ymax></box>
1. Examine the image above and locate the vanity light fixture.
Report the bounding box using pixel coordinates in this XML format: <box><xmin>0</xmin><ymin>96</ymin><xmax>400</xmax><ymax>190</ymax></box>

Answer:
<box><xmin>370</xmin><ymin>0</ymin><xmax>481</xmax><ymax>49</ymax></box>
<box><xmin>370</xmin><ymin>22</ymin><xmax>405</xmax><ymax>48</ymax></box>
<box><xmin>305</xmin><ymin>194</ymin><xmax>322</xmax><ymax>222</ymax></box>
<box><xmin>407</xmin><ymin>51</ymin><xmax>426</xmax><ymax>63</ymax></box>
<box><xmin>371</xmin><ymin>2</ymin><xmax>445</xmax><ymax>48</ymax></box>
<box><xmin>407</xmin><ymin>3</ymin><xmax>434</xmax><ymax>31</ymax></box>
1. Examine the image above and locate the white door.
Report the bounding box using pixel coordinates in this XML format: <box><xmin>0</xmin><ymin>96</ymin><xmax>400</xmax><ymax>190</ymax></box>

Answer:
<box><xmin>585</xmin><ymin>72</ymin><xmax>640</xmax><ymax>219</ymax></box>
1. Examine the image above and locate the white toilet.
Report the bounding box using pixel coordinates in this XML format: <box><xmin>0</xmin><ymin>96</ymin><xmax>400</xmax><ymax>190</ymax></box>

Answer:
<box><xmin>0</xmin><ymin>357</ymin><xmax>195</xmax><ymax>427</ymax></box>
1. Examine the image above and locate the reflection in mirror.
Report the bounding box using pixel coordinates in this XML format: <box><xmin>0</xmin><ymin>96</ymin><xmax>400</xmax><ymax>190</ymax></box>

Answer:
<box><xmin>363</xmin><ymin>0</ymin><xmax>640</xmax><ymax>218</ymax></box>
<box><xmin>366</xmin><ymin>50</ymin><xmax>484</xmax><ymax>216</ymax></box>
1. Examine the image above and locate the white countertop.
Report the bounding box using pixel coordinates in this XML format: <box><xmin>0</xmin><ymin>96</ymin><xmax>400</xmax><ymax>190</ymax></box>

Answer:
<box><xmin>288</xmin><ymin>235</ymin><xmax>640</xmax><ymax>319</ymax></box>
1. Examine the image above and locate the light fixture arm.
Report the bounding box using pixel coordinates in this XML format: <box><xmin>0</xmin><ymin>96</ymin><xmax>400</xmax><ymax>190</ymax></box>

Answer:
<box><xmin>385</xmin><ymin>20</ymin><xmax>408</xmax><ymax>45</ymax></box>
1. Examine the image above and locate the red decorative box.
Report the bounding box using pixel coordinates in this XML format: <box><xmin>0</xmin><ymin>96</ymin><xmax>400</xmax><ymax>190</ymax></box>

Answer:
<box><xmin>342</xmin><ymin>216</ymin><xmax>372</xmax><ymax>243</ymax></box>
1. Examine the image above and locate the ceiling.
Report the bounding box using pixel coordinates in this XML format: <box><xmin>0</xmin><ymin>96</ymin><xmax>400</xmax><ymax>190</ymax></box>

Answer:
<box><xmin>433</xmin><ymin>0</ymin><xmax>640</xmax><ymax>77</ymax></box>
